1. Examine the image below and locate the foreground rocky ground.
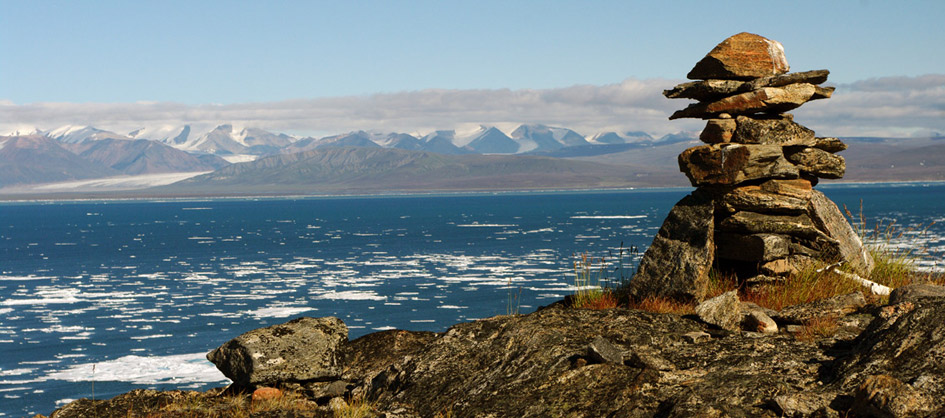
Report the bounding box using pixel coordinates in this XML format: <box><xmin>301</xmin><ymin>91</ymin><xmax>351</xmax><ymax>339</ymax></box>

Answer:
<box><xmin>43</xmin><ymin>283</ymin><xmax>945</xmax><ymax>418</ymax></box>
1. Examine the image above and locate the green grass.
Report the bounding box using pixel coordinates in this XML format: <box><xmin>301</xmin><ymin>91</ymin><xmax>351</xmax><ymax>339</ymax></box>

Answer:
<box><xmin>845</xmin><ymin>202</ymin><xmax>937</xmax><ymax>288</ymax></box>
<box><xmin>570</xmin><ymin>253</ymin><xmax>618</xmax><ymax>310</ymax></box>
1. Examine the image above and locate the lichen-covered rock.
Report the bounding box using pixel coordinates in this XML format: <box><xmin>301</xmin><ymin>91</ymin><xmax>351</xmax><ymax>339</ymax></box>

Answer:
<box><xmin>365</xmin><ymin>305</ymin><xmax>837</xmax><ymax>418</ymax></box>
<box><xmin>775</xmin><ymin>292</ymin><xmax>866</xmax><ymax>325</ymax></box>
<box><xmin>687</xmin><ymin>32</ymin><xmax>790</xmax><ymax>80</ymax></box>
<box><xmin>678</xmin><ymin>143</ymin><xmax>799</xmax><ymax>186</ymax></box>
<box><xmin>837</xmin><ymin>299</ymin><xmax>945</xmax><ymax>412</ymax></box>
<box><xmin>785</xmin><ymin>147</ymin><xmax>846</xmax><ymax>179</ymax></box>
<box><xmin>888</xmin><ymin>284</ymin><xmax>945</xmax><ymax>305</ymax></box>
<box><xmin>207</xmin><ymin>316</ymin><xmax>348</xmax><ymax>387</ymax></box>
<box><xmin>695</xmin><ymin>290</ymin><xmax>742</xmax><ymax>331</ymax></box>
<box><xmin>629</xmin><ymin>191</ymin><xmax>714</xmax><ymax>303</ymax></box>
<box><xmin>731</xmin><ymin>114</ymin><xmax>816</xmax><ymax>145</ymax></box>
<box><xmin>813</xmin><ymin>137</ymin><xmax>848</xmax><ymax>153</ymax></box>
<box><xmin>852</xmin><ymin>374</ymin><xmax>932</xmax><ymax>418</ymax></box>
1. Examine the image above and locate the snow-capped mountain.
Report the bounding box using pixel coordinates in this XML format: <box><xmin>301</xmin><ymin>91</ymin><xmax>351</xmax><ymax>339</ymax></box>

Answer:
<box><xmin>463</xmin><ymin>126</ymin><xmax>519</xmax><ymax>154</ymax></box>
<box><xmin>47</xmin><ymin>125</ymin><xmax>129</xmax><ymax>143</ymax></box>
<box><xmin>3</xmin><ymin>127</ymin><xmax>43</xmax><ymax>137</ymax></box>
<box><xmin>588</xmin><ymin>131</ymin><xmax>655</xmax><ymax>144</ymax></box>
<box><xmin>128</xmin><ymin>125</ymin><xmax>192</xmax><ymax>145</ymax></box>
<box><xmin>187</xmin><ymin>124</ymin><xmax>296</xmax><ymax>157</ymax></box>
<box><xmin>511</xmin><ymin>124</ymin><xmax>589</xmax><ymax>152</ymax></box>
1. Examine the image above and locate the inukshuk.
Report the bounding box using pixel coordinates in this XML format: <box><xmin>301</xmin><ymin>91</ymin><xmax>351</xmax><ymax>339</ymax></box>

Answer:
<box><xmin>628</xmin><ymin>32</ymin><xmax>874</xmax><ymax>303</ymax></box>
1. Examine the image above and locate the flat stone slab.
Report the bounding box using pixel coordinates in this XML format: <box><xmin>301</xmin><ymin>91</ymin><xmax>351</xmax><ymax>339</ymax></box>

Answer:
<box><xmin>807</xmin><ymin>190</ymin><xmax>874</xmax><ymax>277</ymax></box>
<box><xmin>678</xmin><ymin>143</ymin><xmax>799</xmax><ymax>186</ymax></box>
<box><xmin>669</xmin><ymin>83</ymin><xmax>834</xmax><ymax>120</ymax></box>
<box><xmin>719</xmin><ymin>178</ymin><xmax>813</xmax><ymax>214</ymax></box>
<box><xmin>665</xmin><ymin>69</ymin><xmax>830</xmax><ymax>101</ymax></box>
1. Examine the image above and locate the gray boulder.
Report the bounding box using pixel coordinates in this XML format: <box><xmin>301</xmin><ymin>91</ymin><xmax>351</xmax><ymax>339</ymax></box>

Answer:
<box><xmin>695</xmin><ymin>290</ymin><xmax>742</xmax><ymax>331</ymax></box>
<box><xmin>888</xmin><ymin>284</ymin><xmax>945</xmax><ymax>305</ymax></box>
<box><xmin>629</xmin><ymin>191</ymin><xmax>714</xmax><ymax>303</ymax></box>
<box><xmin>207</xmin><ymin>316</ymin><xmax>348</xmax><ymax>387</ymax></box>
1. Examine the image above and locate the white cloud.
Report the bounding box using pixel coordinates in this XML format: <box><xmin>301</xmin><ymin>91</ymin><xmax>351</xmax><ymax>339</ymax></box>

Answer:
<box><xmin>1</xmin><ymin>75</ymin><xmax>943</xmax><ymax>139</ymax></box>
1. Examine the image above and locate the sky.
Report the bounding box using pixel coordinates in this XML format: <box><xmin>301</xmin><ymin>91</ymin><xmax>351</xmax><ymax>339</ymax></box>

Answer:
<box><xmin>1</xmin><ymin>0</ymin><xmax>944</xmax><ymax>138</ymax></box>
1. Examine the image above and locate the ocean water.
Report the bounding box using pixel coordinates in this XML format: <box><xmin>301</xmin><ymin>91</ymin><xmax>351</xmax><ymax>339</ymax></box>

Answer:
<box><xmin>1</xmin><ymin>184</ymin><xmax>943</xmax><ymax>416</ymax></box>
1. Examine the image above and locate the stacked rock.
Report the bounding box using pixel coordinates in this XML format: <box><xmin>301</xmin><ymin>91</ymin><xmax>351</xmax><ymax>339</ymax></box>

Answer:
<box><xmin>628</xmin><ymin>33</ymin><xmax>874</xmax><ymax>303</ymax></box>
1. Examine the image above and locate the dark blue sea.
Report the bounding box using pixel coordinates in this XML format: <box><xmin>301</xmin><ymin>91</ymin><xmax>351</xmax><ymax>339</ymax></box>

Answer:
<box><xmin>1</xmin><ymin>184</ymin><xmax>943</xmax><ymax>416</ymax></box>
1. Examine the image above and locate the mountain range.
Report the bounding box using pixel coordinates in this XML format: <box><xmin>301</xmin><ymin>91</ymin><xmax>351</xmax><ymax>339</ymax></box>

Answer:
<box><xmin>1</xmin><ymin>122</ymin><xmax>943</xmax><ymax>196</ymax></box>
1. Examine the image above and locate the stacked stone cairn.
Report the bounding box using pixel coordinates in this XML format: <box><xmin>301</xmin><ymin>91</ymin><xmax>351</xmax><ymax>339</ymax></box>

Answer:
<box><xmin>628</xmin><ymin>32</ymin><xmax>874</xmax><ymax>303</ymax></box>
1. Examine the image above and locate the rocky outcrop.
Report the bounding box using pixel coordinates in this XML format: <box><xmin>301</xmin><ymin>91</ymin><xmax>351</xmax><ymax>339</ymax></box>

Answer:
<box><xmin>631</xmin><ymin>33</ymin><xmax>873</xmax><ymax>303</ymax></box>
<box><xmin>48</xmin><ymin>290</ymin><xmax>945</xmax><ymax>417</ymax></box>
<box><xmin>206</xmin><ymin>316</ymin><xmax>347</xmax><ymax>387</ymax></box>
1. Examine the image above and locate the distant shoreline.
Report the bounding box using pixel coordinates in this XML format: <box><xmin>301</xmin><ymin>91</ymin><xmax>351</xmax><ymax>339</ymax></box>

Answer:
<box><xmin>2</xmin><ymin>179</ymin><xmax>944</xmax><ymax>204</ymax></box>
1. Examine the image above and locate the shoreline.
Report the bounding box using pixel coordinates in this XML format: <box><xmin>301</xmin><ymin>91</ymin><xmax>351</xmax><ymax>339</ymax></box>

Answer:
<box><xmin>2</xmin><ymin>179</ymin><xmax>944</xmax><ymax>204</ymax></box>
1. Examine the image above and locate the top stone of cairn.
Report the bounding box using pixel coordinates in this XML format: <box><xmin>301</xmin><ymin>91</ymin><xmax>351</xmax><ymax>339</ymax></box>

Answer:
<box><xmin>687</xmin><ymin>32</ymin><xmax>790</xmax><ymax>80</ymax></box>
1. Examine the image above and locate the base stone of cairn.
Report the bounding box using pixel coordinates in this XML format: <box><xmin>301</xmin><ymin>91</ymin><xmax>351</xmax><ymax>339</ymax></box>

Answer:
<box><xmin>629</xmin><ymin>32</ymin><xmax>873</xmax><ymax>303</ymax></box>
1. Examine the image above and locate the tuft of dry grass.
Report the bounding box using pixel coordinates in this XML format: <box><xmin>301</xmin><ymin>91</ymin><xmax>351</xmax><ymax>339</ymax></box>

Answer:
<box><xmin>627</xmin><ymin>296</ymin><xmax>695</xmax><ymax>315</ymax></box>
<box><xmin>794</xmin><ymin>315</ymin><xmax>840</xmax><ymax>342</ymax></box>
<box><xmin>742</xmin><ymin>266</ymin><xmax>865</xmax><ymax>312</ymax></box>
<box><xmin>333</xmin><ymin>394</ymin><xmax>377</xmax><ymax>418</ymax></box>
<box><xmin>135</xmin><ymin>389</ymin><xmax>318</xmax><ymax>418</ymax></box>
<box><xmin>706</xmin><ymin>269</ymin><xmax>739</xmax><ymax>298</ymax></box>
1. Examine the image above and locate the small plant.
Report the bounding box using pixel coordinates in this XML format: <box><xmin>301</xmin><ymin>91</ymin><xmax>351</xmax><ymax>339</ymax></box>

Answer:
<box><xmin>571</xmin><ymin>253</ymin><xmax>618</xmax><ymax>309</ymax></box>
<box><xmin>506</xmin><ymin>276</ymin><xmax>523</xmax><ymax>316</ymax></box>
<box><xmin>334</xmin><ymin>394</ymin><xmax>377</xmax><ymax>418</ymax></box>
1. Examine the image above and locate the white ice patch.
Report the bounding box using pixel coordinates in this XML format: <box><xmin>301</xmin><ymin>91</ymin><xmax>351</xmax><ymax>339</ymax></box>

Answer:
<box><xmin>44</xmin><ymin>353</ymin><xmax>228</xmax><ymax>385</ymax></box>
<box><xmin>314</xmin><ymin>290</ymin><xmax>386</xmax><ymax>301</ymax></box>
<box><xmin>456</xmin><ymin>223</ymin><xmax>517</xmax><ymax>228</ymax></box>
<box><xmin>1</xmin><ymin>288</ymin><xmax>81</xmax><ymax>306</ymax></box>
<box><xmin>243</xmin><ymin>306</ymin><xmax>314</xmax><ymax>319</ymax></box>
<box><xmin>570</xmin><ymin>215</ymin><xmax>646</xmax><ymax>219</ymax></box>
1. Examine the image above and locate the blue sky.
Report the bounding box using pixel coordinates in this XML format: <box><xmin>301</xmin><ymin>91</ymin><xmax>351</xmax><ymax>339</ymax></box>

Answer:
<box><xmin>1</xmin><ymin>1</ymin><xmax>943</xmax><ymax>137</ymax></box>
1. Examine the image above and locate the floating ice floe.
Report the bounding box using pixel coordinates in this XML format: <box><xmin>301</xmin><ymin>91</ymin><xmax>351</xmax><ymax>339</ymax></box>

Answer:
<box><xmin>44</xmin><ymin>353</ymin><xmax>228</xmax><ymax>385</ymax></box>
<box><xmin>313</xmin><ymin>290</ymin><xmax>386</xmax><ymax>301</ymax></box>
